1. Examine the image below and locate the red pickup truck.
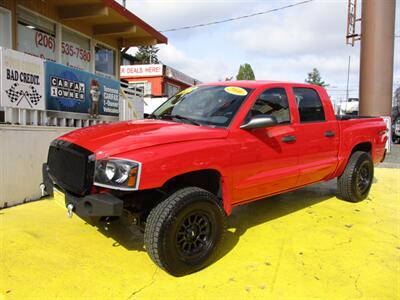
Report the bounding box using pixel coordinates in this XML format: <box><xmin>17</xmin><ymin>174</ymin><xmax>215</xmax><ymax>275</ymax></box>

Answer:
<box><xmin>43</xmin><ymin>81</ymin><xmax>387</xmax><ymax>276</ymax></box>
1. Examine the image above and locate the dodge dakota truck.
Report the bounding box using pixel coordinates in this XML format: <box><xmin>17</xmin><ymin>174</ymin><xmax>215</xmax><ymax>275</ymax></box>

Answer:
<box><xmin>43</xmin><ymin>81</ymin><xmax>388</xmax><ymax>276</ymax></box>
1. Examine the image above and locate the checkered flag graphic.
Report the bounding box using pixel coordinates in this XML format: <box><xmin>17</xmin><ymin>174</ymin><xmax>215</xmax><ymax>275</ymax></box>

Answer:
<box><xmin>5</xmin><ymin>83</ymin><xmax>22</xmax><ymax>103</ymax></box>
<box><xmin>28</xmin><ymin>85</ymin><xmax>42</xmax><ymax>106</ymax></box>
<box><xmin>5</xmin><ymin>83</ymin><xmax>42</xmax><ymax>108</ymax></box>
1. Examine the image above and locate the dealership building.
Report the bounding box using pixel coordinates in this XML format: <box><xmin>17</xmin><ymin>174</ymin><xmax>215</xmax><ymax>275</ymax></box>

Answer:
<box><xmin>0</xmin><ymin>0</ymin><xmax>167</xmax><ymax>206</ymax></box>
<box><xmin>0</xmin><ymin>0</ymin><xmax>167</xmax><ymax>124</ymax></box>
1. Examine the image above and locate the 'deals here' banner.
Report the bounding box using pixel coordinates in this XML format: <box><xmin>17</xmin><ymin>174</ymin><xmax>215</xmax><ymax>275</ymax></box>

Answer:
<box><xmin>45</xmin><ymin>61</ymin><xmax>119</xmax><ymax>116</ymax></box>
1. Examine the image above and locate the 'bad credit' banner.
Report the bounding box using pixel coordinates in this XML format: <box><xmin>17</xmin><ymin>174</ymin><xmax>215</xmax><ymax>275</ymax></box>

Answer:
<box><xmin>45</xmin><ymin>61</ymin><xmax>119</xmax><ymax>116</ymax></box>
<box><xmin>0</xmin><ymin>47</ymin><xmax>45</xmax><ymax>110</ymax></box>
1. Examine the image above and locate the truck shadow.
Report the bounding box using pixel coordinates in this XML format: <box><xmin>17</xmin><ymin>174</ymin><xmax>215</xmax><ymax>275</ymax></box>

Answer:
<box><xmin>86</xmin><ymin>218</ymin><xmax>146</xmax><ymax>251</ymax></box>
<box><xmin>215</xmin><ymin>180</ymin><xmax>339</xmax><ymax>262</ymax></box>
<box><xmin>85</xmin><ymin>180</ymin><xmax>342</xmax><ymax>257</ymax></box>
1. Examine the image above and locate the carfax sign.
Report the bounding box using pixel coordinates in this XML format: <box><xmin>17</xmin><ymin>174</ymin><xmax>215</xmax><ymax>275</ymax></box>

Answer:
<box><xmin>0</xmin><ymin>47</ymin><xmax>45</xmax><ymax>110</ymax></box>
<box><xmin>45</xmin><ymin>61</ymin><xmax>119</xmax><ymax>117</ymax></box>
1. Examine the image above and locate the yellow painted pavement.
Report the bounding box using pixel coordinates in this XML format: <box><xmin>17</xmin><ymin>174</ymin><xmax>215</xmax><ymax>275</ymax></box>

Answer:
<box><xmin>0</xmin><ymin>168</ymin><xmax>399</xmax><ymax>299</ymax></box>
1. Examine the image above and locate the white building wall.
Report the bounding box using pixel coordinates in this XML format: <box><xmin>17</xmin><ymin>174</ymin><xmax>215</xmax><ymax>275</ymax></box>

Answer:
<box><xmin>0</xmin><ymin>125</ymin><xmax>73</xmax><ymax>208</ymax></box>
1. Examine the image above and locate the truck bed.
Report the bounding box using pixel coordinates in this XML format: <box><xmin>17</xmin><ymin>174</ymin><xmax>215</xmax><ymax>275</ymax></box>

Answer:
<box><xmin>336</xmin><ymin>115</ymin><xmax>376</xmax><ymax>120</ymax></box>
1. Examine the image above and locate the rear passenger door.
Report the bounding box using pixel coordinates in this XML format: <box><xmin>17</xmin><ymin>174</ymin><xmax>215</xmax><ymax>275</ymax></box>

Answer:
<box><xmin>293</xmin><ymin>87</ymin><xmax>339</xmax><ymax>186</ymax></box>
<box><xmin>231</xmin><ymin>87</ymin><xmax>299</xmax><ymax>203</ymax></box>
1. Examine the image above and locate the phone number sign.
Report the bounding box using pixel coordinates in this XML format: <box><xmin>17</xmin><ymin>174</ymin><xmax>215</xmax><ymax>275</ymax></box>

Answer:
<box><xmin>17</xmin><ymin>24</ymin><xmax>56</xmax><ymax>61</ymax></box>
<box><xmin>61</xmin><ymin>41</ymin><xmax>91</xmax><ymax>71</ymax></box>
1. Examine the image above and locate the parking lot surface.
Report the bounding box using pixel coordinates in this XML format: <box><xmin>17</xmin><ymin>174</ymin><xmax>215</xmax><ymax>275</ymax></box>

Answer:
<box><xmin>1</xmin><ymin>168</ymin><xmax>399</xmax><ymax>299</ymax></box>
<box><xmin>379</xmin><ymin>144</ymin><xmax>400</xmax><ymax>168</ymax></box>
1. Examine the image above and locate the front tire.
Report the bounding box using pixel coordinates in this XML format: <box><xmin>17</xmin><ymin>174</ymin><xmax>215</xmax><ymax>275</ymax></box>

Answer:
<box><xmin>337</xmin><ymin>151</ymin><xmax>374</xmax><ymax>202</ymax></box>
<box><xmin>144</xmin><ymin>187</ymin><xmax>226</xmax><ymax>276</ymax></box>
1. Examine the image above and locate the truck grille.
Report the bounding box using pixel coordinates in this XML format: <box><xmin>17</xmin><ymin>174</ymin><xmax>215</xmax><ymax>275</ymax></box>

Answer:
<box><xmin>47</xmin><ymin>140</ymin><xmax>95</xmax><ymax>195</ymax></box>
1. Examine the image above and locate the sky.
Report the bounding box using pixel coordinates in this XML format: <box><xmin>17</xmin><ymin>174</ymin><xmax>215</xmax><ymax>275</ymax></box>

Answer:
<box><xmin>122</xmin><ymin>0</ymin><xmax>399</xmax><ymax>101</ymax></box>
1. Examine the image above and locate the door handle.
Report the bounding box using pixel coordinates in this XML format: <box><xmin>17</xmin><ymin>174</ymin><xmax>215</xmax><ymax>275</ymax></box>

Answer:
<box><xmin>281</xmin><ymin>135</ymin><xmax>296</xmax><ymax>143</ymax></box>
<box><xmin>324</xmin><ymin>131</ymin><xmax>335</xmax><ymax>137</ymax></box>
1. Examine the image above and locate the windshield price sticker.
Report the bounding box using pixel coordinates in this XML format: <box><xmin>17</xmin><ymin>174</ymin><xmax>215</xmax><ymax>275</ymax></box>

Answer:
<box><xmin>224</xmin><ymin>86</ymin><xmax>248</xmax><ymax>96</ymax></box>
<box><xmin>177</xmin><ymin>86</ymin><xmax>198</xmax><ymax>96</ymax></box>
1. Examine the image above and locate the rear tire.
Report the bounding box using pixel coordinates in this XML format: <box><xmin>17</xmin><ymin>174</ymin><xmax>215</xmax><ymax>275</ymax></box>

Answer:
<box><xmin>337</xmin><ymin>151</ymin><xmax>374</xmax><ymax>202</ymax></box>
<box><xmin>144</xmin><ymin>187</ymin><xmax>226</xmax><ymax>277</ymax></box>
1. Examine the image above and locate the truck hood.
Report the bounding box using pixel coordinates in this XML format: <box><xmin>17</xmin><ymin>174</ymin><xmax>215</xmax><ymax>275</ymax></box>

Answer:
<box><xmin>58</xmin><ymin>119</ymin><xmax>228</xmax><ymax>159</ymax></box>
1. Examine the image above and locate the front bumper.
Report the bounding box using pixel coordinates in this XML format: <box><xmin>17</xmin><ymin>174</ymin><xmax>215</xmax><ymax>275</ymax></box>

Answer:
<box><xmin>65</xmin><ymin>192</ymin><xmax>123</xmax><ymax>217</ymax></box>
<box><xmin>42</xmin><ymin>163</ymin><xmax>123</xmax><ymax>217</ymax></box>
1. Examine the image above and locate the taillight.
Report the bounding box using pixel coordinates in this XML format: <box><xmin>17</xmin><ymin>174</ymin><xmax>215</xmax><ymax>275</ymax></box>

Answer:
<box><xmin>378</xmin><ymin>129</ymin><xmax>388</xmax><ymax>136</ymax></box>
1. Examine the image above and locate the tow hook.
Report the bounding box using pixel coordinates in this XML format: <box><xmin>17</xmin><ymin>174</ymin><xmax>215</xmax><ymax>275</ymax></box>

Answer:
<box><xmin>39</xmin><ymin>183</ymin><xmax>46</xmax><ymax>197</ymax></box>
<box><xmin>66</xmin><ymin>203</ymin><xmax>74</xmax><ymax>218</ymax></box>
<box><xmin>104</xmin><ymin>217</ymin><xmax>111</xmax><ymax>231</ymax></box>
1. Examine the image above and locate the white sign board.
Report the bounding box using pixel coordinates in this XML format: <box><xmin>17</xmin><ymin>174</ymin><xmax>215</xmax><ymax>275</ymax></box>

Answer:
<box><xmin>120</xmin><ymin>64</ymin><xmax>163</xmax><ymax>78</ymax></box>
<box><xmin>381</xmin><ymin>116</ymin><xmax>391</xmax><ymax>153</ymax></box>
<box><xmin>144</xmin><ymin>97</ymin><xmax>167</xmax><ymax>115</ymax></box>
<box><xmin>0</xmin><ymin>47</ymin><xmax>45</xmax><ymax>110</ymax></box>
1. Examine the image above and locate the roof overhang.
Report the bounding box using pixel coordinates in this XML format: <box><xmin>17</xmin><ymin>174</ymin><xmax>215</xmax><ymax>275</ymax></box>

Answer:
<box><xmin>49</xmin><ymin>0</ymin><xmax>167</xmax><ymax>48</ymax></box>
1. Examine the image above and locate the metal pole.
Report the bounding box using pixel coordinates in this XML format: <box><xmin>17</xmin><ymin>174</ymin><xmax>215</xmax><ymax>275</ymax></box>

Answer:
<box><xmin>359</xmin><ymin>0</ymin><xmax>396</xmax><ymax>117</ymax></box>
<box><xmin>346</xmin><ymin>56</ymin><xmax>351</xmax><ymax>102</ymax></box>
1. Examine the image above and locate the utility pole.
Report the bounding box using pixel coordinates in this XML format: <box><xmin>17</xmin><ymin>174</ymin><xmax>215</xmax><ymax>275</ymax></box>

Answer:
<box><xmin>358</xmin><ymin>0</ymin><xmax>396</xmax><ymax>117</ymax></box>
<box><xmin>346</xmin><ymin>56</ymin><xmax>351</xmax><ymax>102</ymax></box>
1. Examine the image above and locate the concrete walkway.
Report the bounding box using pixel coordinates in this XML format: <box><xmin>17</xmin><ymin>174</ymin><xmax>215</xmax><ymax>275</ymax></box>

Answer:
<box><xmin>378</xmin><ymin>144</ymin><xmax>400</xmax><ymax>168</ymax></box>
<box><xmin>1</xmin><ymin>168</ymin><xmax>399</xmax><ymax>299</ymax></box>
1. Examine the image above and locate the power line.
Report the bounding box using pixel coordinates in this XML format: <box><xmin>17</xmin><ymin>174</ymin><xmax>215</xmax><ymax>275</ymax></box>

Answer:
<box><xmin>160</xmin><ymin>0</ymin><xmax>314</xmax><ymax>33</ymax></box>
<box><xmin>326</xmin><ymin>89</ymin><xmax>356</xmax><ymax>91</ymax></box>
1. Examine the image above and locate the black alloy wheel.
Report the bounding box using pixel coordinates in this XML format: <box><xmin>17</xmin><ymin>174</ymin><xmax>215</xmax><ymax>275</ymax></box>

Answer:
<box><xmin>356</xmin><ymin>161</ymin><xmax>372</xmax><ymax>195</ymax></box>
<box><xmin>144</xmin><ymin>187</ymin><xmax>226</xmax><ymax>277</ymax></box>
<box><xmin>176</xmin><ymin>211</ymin><xmax>212</xmax><ymax>259</ymax></box>
<box><xmin>337</xmin><ymin>151</ymin><xmax>374</xmax><ymax>202</ymax></box>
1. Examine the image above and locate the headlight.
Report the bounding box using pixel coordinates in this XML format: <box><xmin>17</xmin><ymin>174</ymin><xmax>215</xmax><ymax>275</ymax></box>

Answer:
<box><xmin>94</xmin><ymin>158</ymin><xmax>141</xmax><ymax>190</ymax></box>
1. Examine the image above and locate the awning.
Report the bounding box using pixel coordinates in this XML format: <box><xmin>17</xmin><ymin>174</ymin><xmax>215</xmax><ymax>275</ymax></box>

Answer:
<box><xmin>46</xmin><ymin>0</ymin><xmax>167</xmax><ymax>48</ymax></box>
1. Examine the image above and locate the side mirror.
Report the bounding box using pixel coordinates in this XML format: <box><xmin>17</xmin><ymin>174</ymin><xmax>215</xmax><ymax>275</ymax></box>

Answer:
<box><xmin>240</xmin><ymin>115</ymin><xmax>278</xmax><ymax>130</ymax></box>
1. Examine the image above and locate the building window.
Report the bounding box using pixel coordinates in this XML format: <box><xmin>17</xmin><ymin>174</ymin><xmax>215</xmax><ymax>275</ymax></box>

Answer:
<box><xmin>129</xmin><ymin>81</ymin><xmax>152</xmax><ymax>96</ymax></box>
<box><xmin>0</xmin><ymin>8</ymin><xmax>11</xmax><ymax>48</ymax></box>
<box><xmin>165</xmin><ymin>83</ymin><xmax>180</xmax><ymax>98</ymax></box>
<box><xmin>17</xmin><ymin>8</ymin><xmax>56</xmax><ymax>61</ymax></box>
<box><xmin>61</xmin><ymin>28</ymin><xmax>91</xmax><ymax>71</ymax></box>
<box><xmin>95</xmin><ymin>44</ymin><xmax>115</xmax><ymax>77</ymax></box>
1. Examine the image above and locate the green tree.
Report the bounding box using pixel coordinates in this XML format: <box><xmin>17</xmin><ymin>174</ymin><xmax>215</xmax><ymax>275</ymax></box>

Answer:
<box><xmin>236</xmin><ymin>63</ymin><xmax>255</xmax><ymax>80</ymax></box>
<box><xmin>134</xmin><ymin>46</ymin><xmax>160</xmax><ymax>64</ymax></box>
<box><xmin>305</xmin><ymin>68</ymin><xmax>329</xmax><ymax>87</ymax></box>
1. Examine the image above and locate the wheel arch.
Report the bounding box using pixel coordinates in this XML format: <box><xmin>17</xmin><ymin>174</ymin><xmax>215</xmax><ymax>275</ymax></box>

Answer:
<box><xmin>161</xmin><ymin>169</ymin><xmax>232</xmax><ymax>215</ymax></box>
<box><xmin>335</xmin><ymin>141</ymin><xmax>373</xmax><ymax>177</ymax></box>
<box><xmin>351</xmin><ymin>141</ymin><xmax>372</xmax><ymax>155</ymax></box>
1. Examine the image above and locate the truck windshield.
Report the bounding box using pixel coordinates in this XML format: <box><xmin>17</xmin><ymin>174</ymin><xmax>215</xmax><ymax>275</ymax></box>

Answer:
<box><xmin>150</xmin><ymin>85</ymin><xmax>253</xmax><ymax>127</ymax></box>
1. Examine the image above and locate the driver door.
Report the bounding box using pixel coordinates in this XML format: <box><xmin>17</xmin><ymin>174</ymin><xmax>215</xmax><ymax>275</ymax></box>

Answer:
<box><xmin>231</xmin><ymin>87</ymin><xmax>299</xmax><ymax>204</ymax></box>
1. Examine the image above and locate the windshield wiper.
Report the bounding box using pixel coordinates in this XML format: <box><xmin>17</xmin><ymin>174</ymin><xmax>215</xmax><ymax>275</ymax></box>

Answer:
<box><xmin>160</xmin><ymin>114</ymin><xmax>201</xmax><ymax>126</ymax></box>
